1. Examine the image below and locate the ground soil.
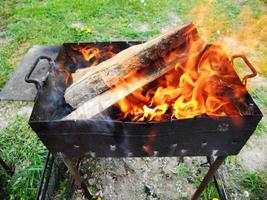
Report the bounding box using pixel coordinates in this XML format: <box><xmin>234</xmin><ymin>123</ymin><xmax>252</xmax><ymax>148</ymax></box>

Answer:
<box><xmin>75</xmin><ymin>157</ymin><xmax>206</xmax><ymax>200</ymax></box>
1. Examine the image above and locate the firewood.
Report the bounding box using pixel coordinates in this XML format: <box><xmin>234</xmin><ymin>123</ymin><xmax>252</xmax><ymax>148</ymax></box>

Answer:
<box><xmin>64</xmin><ymin>23</ymin><xmax>199</xmax><ymax>108</ymax></box>
<box><xmin>64</xmin><ymin>41</ymin><xmax>206</xmax><ymax>120</ymax></box>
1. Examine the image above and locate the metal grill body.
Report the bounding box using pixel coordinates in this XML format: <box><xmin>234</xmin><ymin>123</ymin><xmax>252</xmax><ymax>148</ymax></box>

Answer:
<box><xmin>28</xmin><ymin>42</ymin><xmax>262</xmax><ymax>158</ymax></box>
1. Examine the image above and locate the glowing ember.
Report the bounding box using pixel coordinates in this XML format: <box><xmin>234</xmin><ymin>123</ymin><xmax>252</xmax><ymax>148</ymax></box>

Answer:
<box><xmin>73</xmin><ymin>45</ymin><xmax>100</xmax><ymax>64</ymax></box>
<box><xmin>115</xmin><ymin>44</ymin><xmax>248</xmax><ymax>122</ymax></box>
<box><xmin>56</xmin><ymin>67</ymin><xmax>72</xmax><ymax>85</ymax></box>
<box><xmin>72</xmin><ymin>45</ymin><xmax>115</xmax><ymax>66</ymax></box>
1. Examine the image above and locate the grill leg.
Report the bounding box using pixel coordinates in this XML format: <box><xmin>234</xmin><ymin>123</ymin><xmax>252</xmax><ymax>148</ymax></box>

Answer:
<box><xmin>208</xmin><ymin>156</ymin><xmax>229</xmax><ymax>200</ymax></box>
<box><xmin>0</xmin><ymin>157</ymin><xmax>14</xmax><ymax>175</ymax></box>
<box><xmin>35</xmin><ymin>152</ymin><xmax>55</xmax><ymax>200</ymax></box>
<box><xmin>59</xmin><ymin>153</ymin><xmax>92</xmax><ymax>199</ymax></box>
<box><xmin>191</xmin><ymin>156</ymin><xmax>227</xmax><ymax>200</ymax></box>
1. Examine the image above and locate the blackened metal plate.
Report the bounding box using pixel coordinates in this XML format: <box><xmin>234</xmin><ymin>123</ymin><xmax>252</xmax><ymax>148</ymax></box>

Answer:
<box><xmin>28</xmin><ymin>42</ymin><xmax>263</xmax><ymax>158</ymax></box>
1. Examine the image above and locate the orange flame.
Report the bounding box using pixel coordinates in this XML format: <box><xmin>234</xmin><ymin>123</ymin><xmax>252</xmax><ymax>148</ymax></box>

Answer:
<box><xmin>72</xmin><ymin>45</ymin><xmax>115</xmax><ymax>66</ymax></box>
<box><xmin>74</xmin><ymin>46</ymin><xmax>100</xmax><ymax>64</ymax></box>
<box><xmin>60</xmin><ymin>44</ymin><xmax>116</xmax><ymax>85</ymax></box>
<box><xmin>115</xmin><ymin>44</ymin><xmax>247</xmax><ymax>122</ymax></box>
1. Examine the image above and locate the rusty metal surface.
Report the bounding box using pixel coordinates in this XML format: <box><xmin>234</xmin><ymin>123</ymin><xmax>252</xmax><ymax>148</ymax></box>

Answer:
<box><xmin>231</xmin><ymin>54</ymin><xmax>257</xmax><ymax>85</ymax></box>
<box><xmin>191</xmin><ymin>156</ymin><xmax>227</xmax><ymax>200</ymax></box>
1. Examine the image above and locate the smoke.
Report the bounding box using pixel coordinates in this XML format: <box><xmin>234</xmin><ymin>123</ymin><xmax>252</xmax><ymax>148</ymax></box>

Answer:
<box><xmin>191</xmin><ymin>1</ymin><xmax>267</xmax><ymax>78</ymax></box>
<box><xmin>36</xmin><ymin>62</ymin><xmax>73</xmax><ymax>120</ymax></box>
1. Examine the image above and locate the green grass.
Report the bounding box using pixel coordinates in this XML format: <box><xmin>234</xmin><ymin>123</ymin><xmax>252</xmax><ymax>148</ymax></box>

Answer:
<box><xmin>176</xmin><ymin>162</ymin><xmax>219</xmax><ymax>200</ymax></box>
<box><xmin>1</xmin><ymin>0</ymin><xmax>265</xmax><ymax>88</ymax></box>
<box><xmin>177</xmin><ymin>197</ymin><xmax>186</xmax><ymax>200</ymax></box>
<box><xmin>214</xmin><ymin>1</ymin><xmax>241</xmax><ymax>20</ymax></box>
<box><xmin>0</xmin><ymin>0</ymin><xmax>204</xmax><ymax>88</ymax></box>
<box><xmin>90</xmin><ymin>185</ymin><xmax>98</xmax><ymax>195</ymax></box>
<box><xmin>240</xmin><ymin>171</ymin><xmax>267</xmax><ymax>199</ymax></box>
<box><xmin>223</xmin><ymin>157</ymin><xmax>267</xmax><ymax>200</ymax></box>
<box><xmin>54</xmin><ymin>175</ymin><xmax>72</xmax><ymax>200</ymax></box>
<box><xmin>0</xmin><ymin>115</ymin><xmax>46</xmax><ymax>200</ymax></box>
<box><xmin>176</xmin><ymin>163</ymin><xmax>189</xmax><ymax>176</ymax></box>
<box><xmin>192</xmin><ymin>168</ymin><xmax>220</xmax><ymax>200</ymax></box>
<box><xmin>255</xmin><ymin>120</ymin><xmax>267</xmax><ymax>136</ymax></box>
<box><xmin>225</xmin><ymin>156</ymin><xmax>240</xmax><ymax>166</ymax></box>
<box><xmin>251</xmin><ymin>86</ymin><xmax>267</xmax><ymax>108</ymax></box>
<box><xmin>251</xmin><ymin>86</ymin><xmax>267</xmax><ymax>136</ymax></box>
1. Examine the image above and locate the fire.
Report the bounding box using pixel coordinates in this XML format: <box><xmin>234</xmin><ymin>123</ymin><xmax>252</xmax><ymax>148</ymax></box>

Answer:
<box><xmin>191</xmin><ymin>1</ymin><xmax>267</xmax><ymax>76</ymax></box>
<box><xmin>77</xmin><ymin>46</ymin><xmax>100</xmax><ymax>63</ymax></box>
<box><xmin>58</xmin><ymin>44</ymin><xmax>116</xmax><ymax>85</ymax></box>
<box><xmin>115</xmin><ymin>44</ymin><xmax>248</xmax><ymax>122</ymax></box>
<box><xmin>64</xmin><ymin>35</ymin><xmax>252</xmax><ymax>124</ymax></box>
<box><xmin>72</xmin><ymin>45</ymin><xmax>115</xmax><ymax>66</ymax></box>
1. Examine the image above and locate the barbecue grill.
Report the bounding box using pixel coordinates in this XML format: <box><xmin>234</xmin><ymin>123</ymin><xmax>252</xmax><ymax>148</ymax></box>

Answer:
<box><xmin>25</xmin><ymin>41</ymin><xmax>263</xmax><ymax>200</ymax></box>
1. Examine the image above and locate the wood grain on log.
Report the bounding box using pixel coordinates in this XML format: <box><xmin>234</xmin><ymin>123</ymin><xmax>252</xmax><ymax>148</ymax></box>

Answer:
<box><xmin>64</xmin><ymin>23</ymin><xmax>198</xmax><ymax>108</ymax></box>
<box><xmin>64</xmin><ymin>62</ymin><xmax>176</xmax><ymax>120</ymax></box>
<box><xmin>64</xmin><ymin>32</ymin><xmax>207</xmax><ymax>119</ymax></box>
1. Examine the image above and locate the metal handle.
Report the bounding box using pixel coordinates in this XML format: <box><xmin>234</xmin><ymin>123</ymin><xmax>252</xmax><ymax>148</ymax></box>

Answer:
<box><xmin>231</xmin><ymin>54</ymin><xmax>257</xmax><ymax>86</ymax></box>
<box><xmin>25</xmin><ymin>56</ymin><xmax>55</xmax><ymax>90</ymax></box>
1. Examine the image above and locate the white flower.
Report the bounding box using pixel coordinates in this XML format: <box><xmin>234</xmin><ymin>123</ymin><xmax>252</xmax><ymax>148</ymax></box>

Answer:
<box><xmin>243</xmin><ymin>191</ymin><xmax>250</xmax><ymax>198</ymax></box>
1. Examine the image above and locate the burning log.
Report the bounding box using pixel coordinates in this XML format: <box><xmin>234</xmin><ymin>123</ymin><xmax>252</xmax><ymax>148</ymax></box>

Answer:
<box><xmin>64</xmin><ymin>25</ymin><xmax>206</xmax><ymax>120</ymax></box>
<box><xmin>64</xmin><ymin>23</ymin><xmax>201</xmax><ymax>108</ymax></box>
<box><xmin>64</xmin><ymin>63</ymin><xmax>173</xmax><ymax>120</ymax></box>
